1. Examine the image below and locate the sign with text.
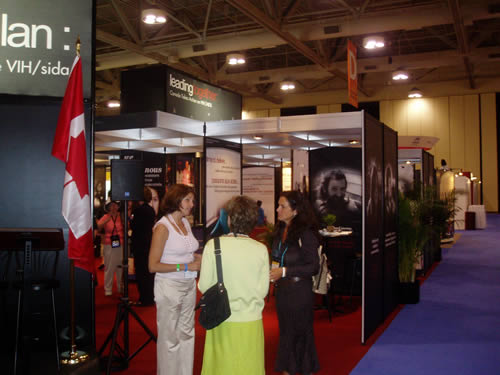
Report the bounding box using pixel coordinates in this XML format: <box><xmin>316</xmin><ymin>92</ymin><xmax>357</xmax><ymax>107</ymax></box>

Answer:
<box><xmin>347</xmin><ymin>39</ymin><xmax>358</xmax><ymax>108</ymax></box>
<box><xmin>166</xmin><ymin>68</ymin><xmax>242</xmax><ymax>122</ymax></box>
<box><xmin>242</xmin><ymin>167</ymin><xmax>275</xmax><ymax>225</ymax></box>
<box><xmin>205</xmin><ymin>138</ymin><xmax>241</xmax><ymax>229</ymax></box>
<box><xmin>0</xmin><ymin>0</ymin><xmax>93</xmax><ymax>98</ymax></box>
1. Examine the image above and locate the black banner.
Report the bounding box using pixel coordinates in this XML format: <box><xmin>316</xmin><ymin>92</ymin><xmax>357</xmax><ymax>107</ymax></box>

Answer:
<box><xmin>309</xmin><ymin>147</ymin><xmax>362</xmax><ymax>233</ymax></box>
<box><xmin>363</xmin><ymin>115</ymin><xmax>384</xmax><ymax>343</ymax></box>
<box><xmin>166</xmin><ymin>68</ymin><xmax>241</xmax><ymax>122</ymax></box>
<box><xmin>0</xmin><ymin>0</ymin><xmax>93</xmax><ymax>98</ymax></box>
<box><xmin>382</xmin><ymin>125</ymin><xmax>398</xmax><ymax>318</ymax></box>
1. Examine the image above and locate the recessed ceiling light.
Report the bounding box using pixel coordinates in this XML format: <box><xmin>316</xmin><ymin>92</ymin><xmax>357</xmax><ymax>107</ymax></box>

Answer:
<box><xmin>363</xmin><ymin>36</ymin><xmax>385</xmax><ymax>49</ymax></box>
<box><xmin>392</xmin><ymin>70</ymin><xmax>409</xmax><ymax>80</ymax></box>
<box><xmin>406</xmin><ymin>160</ymin><xmax>411</xmax><ymax>165</ymax></box>
<box><xmin>349</xmin><ymin>139</ymin><xmax>359</xmax><ymax>145</ymax></box>
<box><xmin>408</xmin><ymin>87</ymin><xmax>423</xmax><ymax>98</ymax></box>
<box><xmin>227</xmin><ymin>53</ymin><xmax>246</xmax><ymax>65</ymax></box>
<box><xmin>280</xmin><ymin>81</ymin><xmax>295</xmax><ymax>91</ymax></box>
<box><xmin>107</xmin><ymin>99</ymin><xmax>120</xmax><ymax>108</ymax></box>
<box><xmin>253</xmin><ymin>135</ymin><xmax>263</xmax><ymax>140</ymax></box>
<box><xmin>142</xmin><ymin>8</ymin><xmax>167</xmax><ymax>25</ymax></box>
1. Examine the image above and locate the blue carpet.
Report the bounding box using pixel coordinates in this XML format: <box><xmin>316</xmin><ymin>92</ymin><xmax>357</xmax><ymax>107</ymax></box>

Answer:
<box><xmin>351</xmin><ymin>214</ymin><xmax>500</xmax><ymax>375</ymax></box>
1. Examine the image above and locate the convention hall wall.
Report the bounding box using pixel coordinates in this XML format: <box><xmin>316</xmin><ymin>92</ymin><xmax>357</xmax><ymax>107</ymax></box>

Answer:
<box><xmin>243</xmin><ymin>91</ymin><xmax>498</xmax><ymax>213</ymax></box>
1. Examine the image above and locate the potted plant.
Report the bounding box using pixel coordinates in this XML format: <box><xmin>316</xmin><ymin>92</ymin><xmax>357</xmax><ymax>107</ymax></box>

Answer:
<box><xmin>322</xmin><ymin>214</ymin><xmax>337</xmax><ymax>232</ymax></box>
<box><xmin>398</xmin><ymin>193</ymin><xmax>428</xmax><ymax>304</ymax></box>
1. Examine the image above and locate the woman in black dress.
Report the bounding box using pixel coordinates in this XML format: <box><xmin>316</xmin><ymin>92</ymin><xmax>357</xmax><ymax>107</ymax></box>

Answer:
<box><xmin>270</xmin><ymin>191</ymin><xmax>320</xmax><ymax>375</ymax></box>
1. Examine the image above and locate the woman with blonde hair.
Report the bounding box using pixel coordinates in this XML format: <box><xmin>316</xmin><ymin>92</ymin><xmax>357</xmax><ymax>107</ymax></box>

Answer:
<box><xmin>198</xmin><ymin>195</ymin><xmax>270</xmax><ymax>375</ymax></box>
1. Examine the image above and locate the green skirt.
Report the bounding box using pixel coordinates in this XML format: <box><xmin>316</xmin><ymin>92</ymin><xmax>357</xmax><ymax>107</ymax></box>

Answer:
<box><xmin>201</xmin><ymin>319</ymin><xmax>265</xmax><ymax>375</ymax></box>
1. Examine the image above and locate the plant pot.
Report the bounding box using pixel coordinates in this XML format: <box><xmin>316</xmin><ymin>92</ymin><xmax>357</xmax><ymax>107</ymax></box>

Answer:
<box><xmin>326</xmin><ymin>225</ymin><xmax>335</xmax><ymax>232</ymax></box>
<box><xmin>398</xmin><ymin>281</ymin><xmax>420</xmax><ymax>304</ymax></box>
<box><xmin>434</xmin><ymin>247</ymin><xmax>442</xmax><ymax>262</ymax></box>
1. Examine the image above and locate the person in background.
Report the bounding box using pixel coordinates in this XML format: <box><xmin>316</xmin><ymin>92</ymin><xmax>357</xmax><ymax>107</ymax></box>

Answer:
<box><xmin>98</xmin><ymin>200</ymin><xmax>124</xmax><ymax>296</ymax></box>
<box><xmin>130</xmin><ymin>187</ymin><xmax>157</xmax><ymax>306</ymax></box>
<box><xmin>198</xmin><ymin>195</ymin><xmax>269</xmax><ymax>375</ymax></box>
<box><xmin>256</xmin><ymin>200</ymin><xmax>266</xmax><ymax>227</ymax></box>
<box><xmin>270</xmin><ymin>190</ymin><xmax>320</xmax><ymax>375</ymax></box>
<box><xmin>149</xmin><ymin>186</ymin><xmax>160</xmax><ymax>218</ymax></box>
<box><xmin>148</xmin><ymin>184</ymin><xmax>201</xmax><ymax>375</ymax></box>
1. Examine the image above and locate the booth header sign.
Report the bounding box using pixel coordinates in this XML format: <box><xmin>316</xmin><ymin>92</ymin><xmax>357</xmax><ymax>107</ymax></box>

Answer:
<box><xmin>0</xmin><ymin>0</ymin><xmax>93</xmax><ymax>98</ymax></box>
<box><xmin>166</xmin><ymin>69</ymin><xmax>242</xmax><ymax>122</ymax></box>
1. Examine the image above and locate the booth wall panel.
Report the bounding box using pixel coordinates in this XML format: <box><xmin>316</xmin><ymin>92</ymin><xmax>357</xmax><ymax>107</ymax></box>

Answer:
<box><xmin>464</xmin><ymin>95</ymin><xmax>481</xmax><ymax>178</ymax></box>
<box><xmin>449</xmin><ymin>96</ymin><xmax>466</xmax><ymax>170</ymax></box>
<box><xmin>480</xmin><ymin>93</ymin><xmax>499</xmax><ymax>212</ymax></box>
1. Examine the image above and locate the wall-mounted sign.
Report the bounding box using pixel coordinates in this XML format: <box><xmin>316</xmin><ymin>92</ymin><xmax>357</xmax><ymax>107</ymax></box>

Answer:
<box><xmin>0</xmin><ymin>0</ymin><xmax>93</xmax><ymax>98</ymax></box>
<box><xmin>166</xmin><ymin>69</ymin><xmax>242</xmax><ymax>122</ymax></box>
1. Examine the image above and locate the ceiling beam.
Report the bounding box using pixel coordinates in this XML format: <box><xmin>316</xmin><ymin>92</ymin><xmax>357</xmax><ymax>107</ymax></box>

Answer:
<box><xmin>282</xmin><ymin>0</ymin><xmax>301</xmax><ymax>21</ymax></box>
<box><xmin>225</xmin><ymin>0</ymin><xmax>370</xmax><ymax>96</ymax></box>
<box><xmin>218</xmin><ymin>80</ymin><xmax>283</xmax><ymax>105</ymax></box>
<box><xmin>109</xmin><ymin>0</ymin><xmax>141</xmax><ymax>44</ymax></box>
<box><xmin>202</xmin><ymin>0</ymin><xmax>213</xmax><ymax>40</ymax></box>
<box><xmin>96</xmin><ymin>29</ymin><xmax>209</xmax><ymax>80</ymax></box>
<box><xmin>448</xmin><ymin>0</ymin><xmax>475</xmax><ymax>88</ymax></box>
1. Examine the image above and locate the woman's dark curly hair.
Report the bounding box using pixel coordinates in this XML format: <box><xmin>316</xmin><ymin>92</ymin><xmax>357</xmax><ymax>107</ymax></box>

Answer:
<box><xmin>274</xmin><ymin>190</ymin><xmax>320</xmax><ymax>243</ymax></box>
<box><xmin>224</xmin><ymin>195</ymin><xmax>258</xmax><ymax>235</ymax></box>
<box><xmin>160</xmin><ymin>184</ymin><xmax>195</xmax><ymax>215</ymax></box>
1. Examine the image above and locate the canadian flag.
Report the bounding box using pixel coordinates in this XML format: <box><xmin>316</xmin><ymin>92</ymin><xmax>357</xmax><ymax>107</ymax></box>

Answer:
<box><xmin>52</xmin><ymin>55</ymin><xmax>94</xmax><ymax>273</ymax></box>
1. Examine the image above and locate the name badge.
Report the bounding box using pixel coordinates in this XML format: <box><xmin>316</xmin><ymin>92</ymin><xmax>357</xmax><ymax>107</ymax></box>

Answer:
<box><xmin>271</xmin><ymin>261</ymin><xmax>280</xmax><ymax>269</ymax></box>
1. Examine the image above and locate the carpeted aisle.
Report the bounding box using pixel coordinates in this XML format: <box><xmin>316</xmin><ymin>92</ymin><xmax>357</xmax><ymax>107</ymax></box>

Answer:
<box><xmin>350</xmin><ymin>214</ymin><xmax>500</xmax><ymax>375</ymax></box>
<box><xmin>95</xmin><ymin>260</ymin><xmax>388</xmax><ymax>374</ymax></box>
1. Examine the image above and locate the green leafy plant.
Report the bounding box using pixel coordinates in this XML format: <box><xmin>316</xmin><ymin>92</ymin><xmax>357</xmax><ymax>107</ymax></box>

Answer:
<box><xmin>398</xmin><ymin>193</ymin><xmax>429</xmax><ymax>283</ymax></box>
<box><xmin>322</xmin><ymin>214</ymin><xmax>337</xmax><ymax>227</ymax></box>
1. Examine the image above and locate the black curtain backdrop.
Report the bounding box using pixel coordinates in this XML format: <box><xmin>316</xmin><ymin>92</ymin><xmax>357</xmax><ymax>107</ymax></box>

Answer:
<box><xmin>363</xmin><ymin>115</ymin><xmax>385</xmax><ymax>343</ymax></box>
<box><xmin>0</xmin><ymin>95</ymin><xmax>94</xmax><ymax>372</ymax></box>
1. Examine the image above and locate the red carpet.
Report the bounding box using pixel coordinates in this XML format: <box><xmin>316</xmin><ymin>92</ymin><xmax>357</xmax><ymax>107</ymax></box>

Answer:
<box><xmin>95</xmin><ymin>255</ymin><xmax>404</xmax><ymax>375</ymax></box>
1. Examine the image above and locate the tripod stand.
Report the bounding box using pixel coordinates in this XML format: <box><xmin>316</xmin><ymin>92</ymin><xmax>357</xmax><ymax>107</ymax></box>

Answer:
<box><xmin>98</xmin><ymin>199</ymin><xmax>157</xmax><ymax>374</ymax></box>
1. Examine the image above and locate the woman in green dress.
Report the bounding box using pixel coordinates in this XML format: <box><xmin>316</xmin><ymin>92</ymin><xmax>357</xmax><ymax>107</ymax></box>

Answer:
<box><xmin>198</xmin><ymin>195</ymin><xmax>270</xmax><ymax>375</ymax></box>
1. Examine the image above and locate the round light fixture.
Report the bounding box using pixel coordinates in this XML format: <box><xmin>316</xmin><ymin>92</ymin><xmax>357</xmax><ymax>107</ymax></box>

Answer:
<box><xmin>280</xmin><ymin>81</ymin><xmax>295</xmax><ymax>91</ymax></box>
<box><xmin>227</xmin><ymin>53</ymin><xmax>246</xmax><ymax>65</ymax></box>
<box><xmin>363</xmin><ymin>36</ymin><xmax>385</xmax><ymax>49</ymax></box>
<box><xmin>348</xmin><ymin>139</ymin><xmax>359</xmax><ymax>145</ymax></box>
<box><xmin>392</xmin><ymin>70</ymin><xmax>409</xmax><ymax>80</ymax></box>
<box><xmin>107</xmin><ymin>99</ymin><xmax>120</xmax><ymax>108</ymax></box>
<box><xmin>408</xmin><ymin>87</ymin><xmax>423</xmax><ymax>98</ymax></box>
<box><xmin>253</xmin><ymin>135</ymin><xmax>263</xmax><ymax>140</ymax></box>
<box><xmin>142</xmin><ymin>8</ymin><xmax>167</xmax><ymax>25</ymax></box>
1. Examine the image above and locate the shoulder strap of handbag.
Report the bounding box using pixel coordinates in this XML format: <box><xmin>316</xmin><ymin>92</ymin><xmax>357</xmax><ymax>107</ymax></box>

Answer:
<box><xmin>214</xmin><ymin>237</ymin><xmax>224</xmax><ymax>284</ymax></box>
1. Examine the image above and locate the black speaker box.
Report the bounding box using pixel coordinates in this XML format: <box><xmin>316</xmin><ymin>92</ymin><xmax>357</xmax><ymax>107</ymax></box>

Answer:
<box><xmin>111</xmin><ymin>159</ymin><xmax>144</xmax><ymax>201</ymax></box>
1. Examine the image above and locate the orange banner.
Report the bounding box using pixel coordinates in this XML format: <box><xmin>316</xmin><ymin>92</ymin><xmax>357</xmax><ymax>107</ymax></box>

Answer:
<box><xmin>347</xmin><ymin>40</ymin><xmax>358</xmax><ymax>108</ymax></box>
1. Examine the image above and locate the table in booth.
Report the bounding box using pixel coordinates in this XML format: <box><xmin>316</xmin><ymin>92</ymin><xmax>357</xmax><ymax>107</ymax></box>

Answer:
<box><xmin>467</xmin><ymin>205</ymin><xmax>487</xmax><ymax>229</ymax></box>
<box><xmin>317</xmin><ymin>228</ymin><xmax>360</xmax><ymax>316</ymax></box>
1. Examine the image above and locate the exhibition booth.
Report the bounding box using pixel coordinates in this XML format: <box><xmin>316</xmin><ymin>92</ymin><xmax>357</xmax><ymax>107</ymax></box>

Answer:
<box><xmin>96</xmin><ymin>109</ymin><xmax>399</xmax><ymax>343</ymax></box>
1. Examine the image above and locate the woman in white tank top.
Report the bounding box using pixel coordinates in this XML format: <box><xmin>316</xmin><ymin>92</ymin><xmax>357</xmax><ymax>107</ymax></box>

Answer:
<box><xmin>148</xmin><ymin>184</ymin><xmax>201</xmax><ymax>375</ymax></box>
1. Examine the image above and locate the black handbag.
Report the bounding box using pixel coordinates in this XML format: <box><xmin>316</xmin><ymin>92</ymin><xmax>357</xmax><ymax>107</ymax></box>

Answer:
<box><xmin>195</xmin><ymin>237</ymin><xmax>231</xmax><ymax>330</ymax></box>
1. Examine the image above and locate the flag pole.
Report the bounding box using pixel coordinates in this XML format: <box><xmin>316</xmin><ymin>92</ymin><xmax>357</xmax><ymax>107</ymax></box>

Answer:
<box><xmin>60</xmin><ymin>36</ymin><xmax>89</xmax><ymax>366</ymax></box>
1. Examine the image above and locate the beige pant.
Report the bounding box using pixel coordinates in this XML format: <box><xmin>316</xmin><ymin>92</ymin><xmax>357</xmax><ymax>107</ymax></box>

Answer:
<box><xmin>103</xmin><ymin>244</ymin><xmax>123</xmax><ymax>294</ymax></box>
<box><xmin>155</xmin><ymin>277</ymin><xmax>196</xmax><ymax>375</ymax></box>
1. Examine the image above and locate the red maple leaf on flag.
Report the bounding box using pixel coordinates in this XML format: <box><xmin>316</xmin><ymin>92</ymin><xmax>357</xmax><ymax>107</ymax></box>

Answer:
<box><xmin>52</xmin><ymin>56</ymin><xmax>94</xmax><ymax>274</ymax></box>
